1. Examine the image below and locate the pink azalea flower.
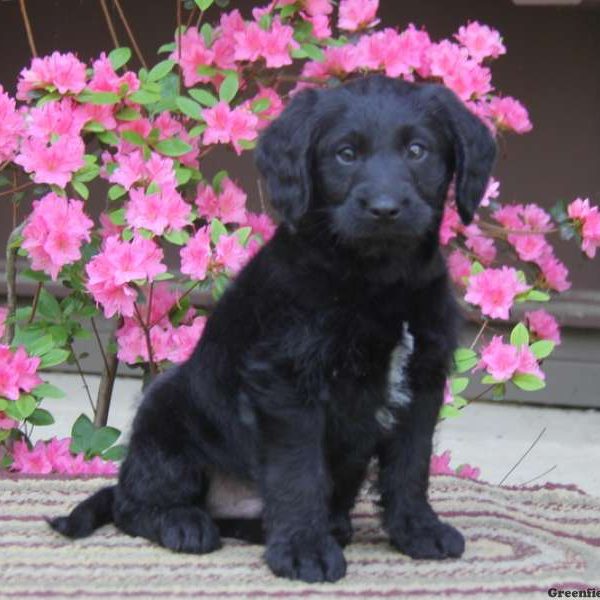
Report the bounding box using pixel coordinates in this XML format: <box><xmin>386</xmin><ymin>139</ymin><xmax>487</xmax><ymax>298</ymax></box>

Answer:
<box><xmin>195</xmin><ymin>184</ymin><xmax>221</xmax><ymax>220</ymax></box>
<box><xmin>478</xmin><ymin>335</ymin><xmax>520</xmax><ymax>381</ymax></box>
<box><xmin>126</xmin><ymin>186</ymin><xmax>191</xmax><ymax>235</ymax></box>
<box><xmin>443</xmin><ymin>379</ymin><xmax>453</xmax><ymax>405</ymax></box>
<box><xmin>180</xmin><ymin>227</ymin><xmax>212</xmax><ymax>281</ymax></box>
<box><xmin>108</xmin><ymin>150</ymin><xmax>147</xmax><ymax>190</ymax></box>
<box><xmin>440</xmin><ymin>204</ymin><xmax>460</xmax><ymax>245</ymax></box>
<box><xmin>493</xmin><ymin>204</ymin><xmax>523</xmax><ymax>230</ymax></box>
<box><xmin>303</xmin><ymin>0</ymin><xmax>333</xmax><ymax>16</ymax></box>
<box><xmin>218</xmin><ymin>179</ymin><xmax>247</xmax><ymax>224</ymax></box>
<box><xmin>302</xmin><ymin>45</ymin><xmax>360</xmax><ymax>80</ymax></box>
<box><xmin>116</xmin><ymin>319</ymin><xmax>148</xmax><ymax>363</ymax></box>
<box><xmin>338</xmin><ymin>0</ymin><xmax>379</xmax><ymax>31</ymax></box>
<box><xmin>244</xmin><ymin>212</ymin><xmax>277</xmax><ymax>242</ymax></box>
<box><xmin>86</xmin><ymin>236</ymin><xmax>166</xmax><ymax>318</ymax></box>
<box><xmin>169</xmin><ymin>317</ymin><xmax>207</xmax><ymax>363</ymax></box>
<box><xmin>11</xmin><ymin>440</ymin><xmax>53</xmax><ymax>474</ymax></box>
<box><xmin>89</xmin><ymin>52</ymin><xmax>140</xmax><ymax>94</ymax></box>
<box><xmin>464</xmin><ymin>224</ymin><xmax>497</xmax><ymax>265</ymax></box>
<box><xmin>427</xmin><ymin>40</ymin><xmax>469</xmax><ymax>80</ymax></box>
<box><xmin>17</xmin><ymin>51</ymin><xmax>87</xmax><ymax>100</ymax></box>
<box><xmin>516</xmin><ymin>345</ymin><xmax>545</xmax><ymax>380</ymax></box>
<box><xmin>171</xmin><ymin>28</ymin><xmax>215</xmax><ymax>88</ymax></box>
<box><xmin>303</xmin><ymin>13</ymin><xmax>332</xmax><ymax>39</ymax></box>
<box><xmin>244</xmin><ymin>87</ymin><xmax>284</xmax><ymax>127</ymax></box>
<box><xmin>567</xmin><ymin>198</ymin><xmax>600</xmax><ymax>259</ymax></box>
<box><xmin>430</xmin><ymin>450</ymin><xmax>454</xmax><ymax>476</ymax></box>
<box><xmin>507</xmin><ymin>233</ymin><xmax>551</xmax><ymax>263</ymax></box>
<box><xmin>22</xmin><ymin>192</ymin><xmax>93</xmax><ymax>280</ymax></box>
<box><xmin>214</xmin><ymin>233</ymin><xmax>248</xmax><ymax>274</ymax></box>
<box><xmin>235</xmin><ymin>17</ymin><xmax>298</xmax><ymax>68</ymax></box>
<box><xmin>525</xmin><ymin>309</ymin><xmax>561</xmax><ymax>344</ymax></box>
<box><xmin>443</xmin><ymin>61</ymin><xmax>492</xmax><ymax>101</ymax></box>
<box><xmin>0</xmin><ymin>411</ymin><xmax>18</xmax><ymax>430</ymax></box>
<box><xmin>455</xmin><ymin>22</ymin><xmax>506</xmax><ymax>63</ymax></box>
<box><xmin>202</xmin><ymin>102</ymin><xmax>258</xmax><ymax>155</ymax></box>
<box><xmin>28</xmin><ymin>98</ymin><xmax>86</xmax><ymax>140</ymax></box>
<box><xmin>447</xmin><ymin>249</ymin><xmax>472</xmax><ymax>286</ymax></box>
<box><xmin>0</xmin><ymin>85</ymin><xmax>24</xmax><ymax>162</ymax></box>
<box><xmin>488</xmin><ymin>96</ymin><xmax>532</xmax><ymax>133</ymax></box>
<box><xmin>536</xmin><ymin>253</ymin><xmax>571</xmax><ymax>292</ymax></box>
<box><xmin>456</xmin><ymin>464</ymin><xmax>480</xmax><ymax>480</ymax></box>
<box><xmin>79</xmin><ymin>102</ymin><xmax>117</xmax><ymax>130</ymax></box>
<box><xmin>481</xmin><ymin>177</ymin><xmax>500</xmax><ymax>207</ymax></box>
<box><xmin>465</xmin><ymin>266</ymin><xmax>529</xmax><ymax>320</ymax></box>
<box><xmin>15</xmin><ymin>134</ymin><xmax>85</xmax><ymax>188</ymax></box>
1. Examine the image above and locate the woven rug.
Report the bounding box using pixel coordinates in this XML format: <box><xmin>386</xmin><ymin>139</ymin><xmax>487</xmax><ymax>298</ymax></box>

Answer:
<box><xmin>1</xmin><ymin>475</ymin><xmax>599</xmax><ymax>599</ymax></box>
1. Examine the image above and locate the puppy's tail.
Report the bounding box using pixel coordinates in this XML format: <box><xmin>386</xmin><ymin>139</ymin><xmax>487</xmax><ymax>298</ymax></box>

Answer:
<box><xmin>47</xmin><ymin>486</ymin><xmax>115</xmax><ymax>539</ymax></box>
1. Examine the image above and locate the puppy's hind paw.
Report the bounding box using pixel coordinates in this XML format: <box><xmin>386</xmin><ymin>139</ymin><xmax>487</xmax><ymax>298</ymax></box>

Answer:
<box><xmin>159</xmin><ymin>507</ymin><xmax>221</xmax><ymax>554</ymax></box>
<box><xmin>265</xmin><ymin>534</ymin><xmax>347</xmax><ymax>583</ymax></box>
<box><xmin>389</xmin><ymin>513</ymin><xmax>465</xmax><ymax>559</ymax></box>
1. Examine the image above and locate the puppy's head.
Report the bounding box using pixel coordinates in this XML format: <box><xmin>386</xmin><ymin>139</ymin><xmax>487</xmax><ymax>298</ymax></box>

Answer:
<box><xmin>256</xmin><ymin>76</ymin><xmax>496</xmax><ymax>245</ymax></box>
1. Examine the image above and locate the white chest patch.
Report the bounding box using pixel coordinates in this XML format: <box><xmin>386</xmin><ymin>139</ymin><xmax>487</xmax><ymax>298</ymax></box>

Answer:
<box><xmin>387</xmin><ymin>324</ymin><xmax>414</xmax><ymax>409</ymax></box>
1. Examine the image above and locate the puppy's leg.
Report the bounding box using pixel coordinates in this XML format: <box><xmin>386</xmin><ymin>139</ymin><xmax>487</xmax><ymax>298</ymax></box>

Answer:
<box><xmin>377</xmin><ymin>326</ymin><xmax>464</xmax><ymax>560</ymax></box>
<box><xmin>328</xmin><ymin>457</ymin><xmax>370</xmax><ymax>547</ymax></box>
<box><xmin>112</xmin><ymin>371</ymin><xmax>221</xmax><ymax>555</ymax></box>
<box><xmin>260</xmin><ymin>406</ymin><xmax>346</xmax><ymax>583</ymax></box>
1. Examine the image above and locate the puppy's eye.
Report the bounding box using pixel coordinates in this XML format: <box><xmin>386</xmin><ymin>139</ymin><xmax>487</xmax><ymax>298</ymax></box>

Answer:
<box><xmin>336</xmin><ymin>146</ymin><xmax>357</xmax><ymax>165</ymax></box>
<box><xmin>407</xmin><ymin>143</ymin><xmax>427</xmax><ymax>161</ymax></box>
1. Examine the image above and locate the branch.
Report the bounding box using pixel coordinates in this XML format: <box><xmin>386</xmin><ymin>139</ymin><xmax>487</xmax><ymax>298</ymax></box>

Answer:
<box><xmin>99</xmin><ymin>0</ymin><xmax>121</xmax><ymax>50</ymax></box>
<box><xmin>69</xmin><ymin>343</ymin><xmax>96</xmax><ymax>414</ymax></box>
<box><xmin>134</xmin><ymin>303</ymin><xmax>157</xmax><ymax>377</ymax></box>
<box><xmin>113</xmin><ymin>0</ymin><xmax>147</xmax><ymax>68</ymax></box>
<box><xmin>93</xmin><ymin>319</ymin><xmax>119</xmax><ymax>428</ymax></box>
<box><xmin>18</xmin><ymin>0</ymin><xmax>38</xmax><ymax>57</ymax></box>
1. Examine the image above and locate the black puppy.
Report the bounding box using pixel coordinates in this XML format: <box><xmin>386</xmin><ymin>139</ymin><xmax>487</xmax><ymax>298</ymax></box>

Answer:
<box><xmin>50</xmin><ymin>75</ymin><xmax>495</xmax><ymax>583</ymax></box>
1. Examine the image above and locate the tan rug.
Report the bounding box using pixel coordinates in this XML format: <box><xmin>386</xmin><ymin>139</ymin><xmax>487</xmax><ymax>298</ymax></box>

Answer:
<box><xmin>1</xmin><ymin>475</ymin><xmax>599</xmax><ymax>599</ymax></box>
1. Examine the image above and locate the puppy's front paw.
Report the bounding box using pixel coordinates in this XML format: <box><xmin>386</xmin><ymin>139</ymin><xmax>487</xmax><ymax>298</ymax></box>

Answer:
<box><xmin>265</xmin><ymin>534</ymin><xmax>347</xmax><ymax>583</ymax></box>
<box><xmin>330</xmin><ymin>512</ymin><xmax>353</xmax><ymax>547</ymax></box>
<box><xmin>389</xmin><ymin>510</ymin><xmax>464</xmax><ymax>559</ymax></box>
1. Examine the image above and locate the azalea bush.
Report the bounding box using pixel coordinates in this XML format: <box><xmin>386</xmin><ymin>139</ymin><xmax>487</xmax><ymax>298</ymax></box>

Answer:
<box><xmin>0</xmin><ymin>0</ymin><xmax>598</xmax><ymax>477</ymax></box>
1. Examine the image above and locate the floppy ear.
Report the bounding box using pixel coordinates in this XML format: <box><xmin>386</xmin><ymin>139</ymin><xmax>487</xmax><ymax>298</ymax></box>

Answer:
<box><xmin>426</xmin><ymin>85</ymin><xmax>497</xmax><ymax>225</ymax></box>
<box><xmin>255</xmin><ymin>88</ymin><xmax>320</xmax><ymax>225</ymax></box>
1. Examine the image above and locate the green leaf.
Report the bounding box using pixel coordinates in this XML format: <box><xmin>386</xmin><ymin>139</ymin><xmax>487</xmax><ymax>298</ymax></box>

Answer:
<box><xmin>32</xmin><ymin>383</ymin><xmax>65</xmax><ymax>399</ymax></box>
<box><xmin>176</xmin><ymin>96</ymin><xmax>203</xmax><ymax>120</ymax></box>
<box><xmin>97</xmin><ymin>130</ymin><xmax>120</xmax><ymax>146</ymax></box>
<box><xmin>109</xmin><ymin>208</ymin><xmax>126</xmax><ymax>226</ymax></box>
<box><xmin>27</xmin><ymin>408</ymin><xmax>55</xmax><ymax>426</ymax></box>
<box><xmin>237</xmin><ymin>139</ymin><xmax>256</xmax><ymax>150</ymax></box>
<box><xmin>147</xmin><ymin>60</ymin><xmax>176</xmax><ymax>82</ymax></box>
<box><xmin>175</xmin><ymin>167</ymin><xmax>193</xmax><ymax>185</ymax></box>
<box><xmin>481</xmin><ymin>374</ymin><xmax>503</xmax><ymax>385</ymax></box>
<box><xmin>212</xmin><ymin>170</ymin><xmax>228</xmax><ymax>192</ymax></box>
<box><xmin>200</xmin><ymin>23</ymin><xmax>213</xmax><ymax>46</ymax></box>
<box><xmin>189</xmin><ymin>124</ymin><xmax>206</xmax><ymax>137</ymax></box>
<box><xmin>108</xmin><ymin>184</ymin><xmax>127</xmax><ymax>201</ymax></box>
<box><xmin>21</xmin><ymin>268</ymin><xmax>50</xmax><ymax>282</ymax></box>
<box><xmin>280</xmin><ymin>3</ymin><xmax>299</xmax><ymax>18</ymax></box>
<box><xmin>39</xmin><ymin>349</ymin><xmax>71</xmax><ymax>369</ymax></box>
<box><xmin>525</xmin><ymin>290</ymin><xmax>551</xmax><ymax>302</ymax></box>
<box><xmin>510</xmin><ymin>322</ymin><xmax>529</xmax><ymax>347</ymax></box>
<box><xmin>72</xmin><ymin>180</ymin><xmax>89</xmax><ymax>200</ymax></box>
<box><xmin>251</xmin><ymin>97</ymin><xmax>271</xmax><ymax>113</ymax></box>
<box><xmin>121</xmin><ymin>130</ymin><xmax>146</xmax><ymax>146</ymax></box>
<box><xmin>453</xmin><ymin>395</ymin><xmax>468</xmax><ymax>409</ymax></box>
<box><xmin>219</xmin><ymin>73</ymin><xmax>239</xmax><ymax>104</ymax></box>
<box><xmin>301</xmin><ymin>43</ymin><xmax>325</xmax><ymax>61</ymax></box>
<box><xmin>210</xmin><ymin>218</ymin><xmax>228</xmax><ymax>244</ymax></box>
<box><xmin>102</xmin><ymin>444</ymin><xmax>127</xmax><ymax>461</ymax></box>
<box><xmin>259</xmin><ymin>13</ymin><xmax>272</xmax><ymax>30</ymax></box>
<box><xmin>512</xmin><ymin>373</ymin><xmax>545</xmax><ymax>391</ymax></box>
<box><xmin>470</xmin><ymin>261</ymin><xmax>484</xmax><ymax>275</ymax></box>
<box><xmin>15</xmin><ymin>395</ymin><xmax>37</xmax><ymax>419</ymax></box>
<box><xmin>196</xmin><ymin>64</ymin><xmax>217</xmax><ymax>77</ymax></box>
<box><xmin>454</xmin><ymin>347</ymin><xmax>478</xmax><ymax>373</ymax></box>
<box><xmin>158</xmin><ymin>42</ymin><xmax>176</xmax><ymax>54</ymax></box>
<box><xmin>74</xmin><ymin>163</ymin><xmax>100</xmax><ymax>182</ymax></box>
<box><xmin>116</xmin><ymin>107</ymin><xmax>143</xmax><ymax>121</ymax></box>
<box><xmin>153</xmin><ymin>272</ymin><xmax>175</xmax><ymax>281</ymax></box>
<box><xmin>450</xmin><ymin>377</ymin><xmax>469</xmax><ymax>395</ymax></box>
<box><xmin>83</xmin><ymin>120</ymin><xmax>106</xmax><ymax>133</ymax></box>
<box><xmin>90</xmin><ymin>426</ymin><xmax>121</xmax><ymax>455</ymax></box>
<box><xmin>27</xmin><ymin>335</ymin><xmax>55</xmax><ymax>357</ymax></box>
<box><xmin>129</xmin><ymin>89</ymin><xmax>161</xmax><ymax>105</ymax></box>
<box><xmin>189</xmin><ymin>88</ymin><xmax>218</xmax><ymax>107</ymax></box>
<box><xmin>212</xmin><ymin>274</ymin><xmax>229</xmax><ymax>300</ymax></box>
<box><xmin>38</xmin><ymin>288</ymin><xmax>62</xmax><ymax>320</ymax></box>
<box><xmin>530</xmin><ymin>340</ymin><xmax>555</xmax><ymax>359</ymax></box>
<box><xmin>194</xmin><ymin>0</ymin><xmax>214</xmax><ymax>10</ymax></box>
<box><xmin>77</xmin><ymin>91</ymin><xmax>121</xmax><ymax>105</ymax></box>
<box><xmin>71</xmin><ymin>414</ymin><xmax>95</xmax><ymax>454</ymax></box>
<box><xmin>49</xmin><ymin>324</ymin><xmax>69</xmax><ymax>345</ymax></box>
<box><xmin>155</xmin><ymin>138</ymin><xmax>193</xmax><ymax>157</ymax></box>
<box><xmin>164</xmin><ymin>229</ymin><xmax>190</xmax><ymax>245</ymax></box>
<box><xmin>108</xmin><ymin>47</ymin><xmax>132</xmax><ymax>70</ymax></box>
<box><xmin>235</xmin><ymin>226</ymin><xmax>252</xmax><ymax>246</ymax></box>
<box><xmin>439</xmin><ymin>404</ymin><xmax>460</xmax><ymax>419</ymax></box>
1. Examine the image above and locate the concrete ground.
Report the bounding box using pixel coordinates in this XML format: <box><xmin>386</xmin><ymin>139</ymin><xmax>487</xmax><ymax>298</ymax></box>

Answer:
<box><xmin>34</xmin><ymin>373</ymin><xmax>600</xmax><ymax>496</ymax></box>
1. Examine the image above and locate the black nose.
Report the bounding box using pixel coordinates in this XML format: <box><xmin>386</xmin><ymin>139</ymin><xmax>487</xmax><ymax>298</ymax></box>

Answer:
<box><xmin>365</xmin><ymin>196</ymin><xmax>401</xmax><ymax>221</ymax></box>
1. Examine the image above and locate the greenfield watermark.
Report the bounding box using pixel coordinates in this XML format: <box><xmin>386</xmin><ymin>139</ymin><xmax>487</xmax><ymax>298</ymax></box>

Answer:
<box><xmin>548</xmin><ymin>589</ymin><xmax>600</xmax><ymax>598</ymax></box>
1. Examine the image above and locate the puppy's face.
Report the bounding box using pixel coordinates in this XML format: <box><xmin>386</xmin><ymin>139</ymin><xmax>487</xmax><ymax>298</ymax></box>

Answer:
<box><xmin>313</xmin><ymin>92</ymin><xmax>452</xmax><ymax>243</ymax></box>
<box><xmin>256</xmin><ymin>76</ymin><xmax>496</xmax><ymax>248</ymax></box>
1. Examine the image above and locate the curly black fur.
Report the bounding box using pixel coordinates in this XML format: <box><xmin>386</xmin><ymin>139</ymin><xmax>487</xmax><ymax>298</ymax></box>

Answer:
<box><xmin>49</xmin><ymin>76</ymin><xmax>496</xmax><ymax>583</ymax></box>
